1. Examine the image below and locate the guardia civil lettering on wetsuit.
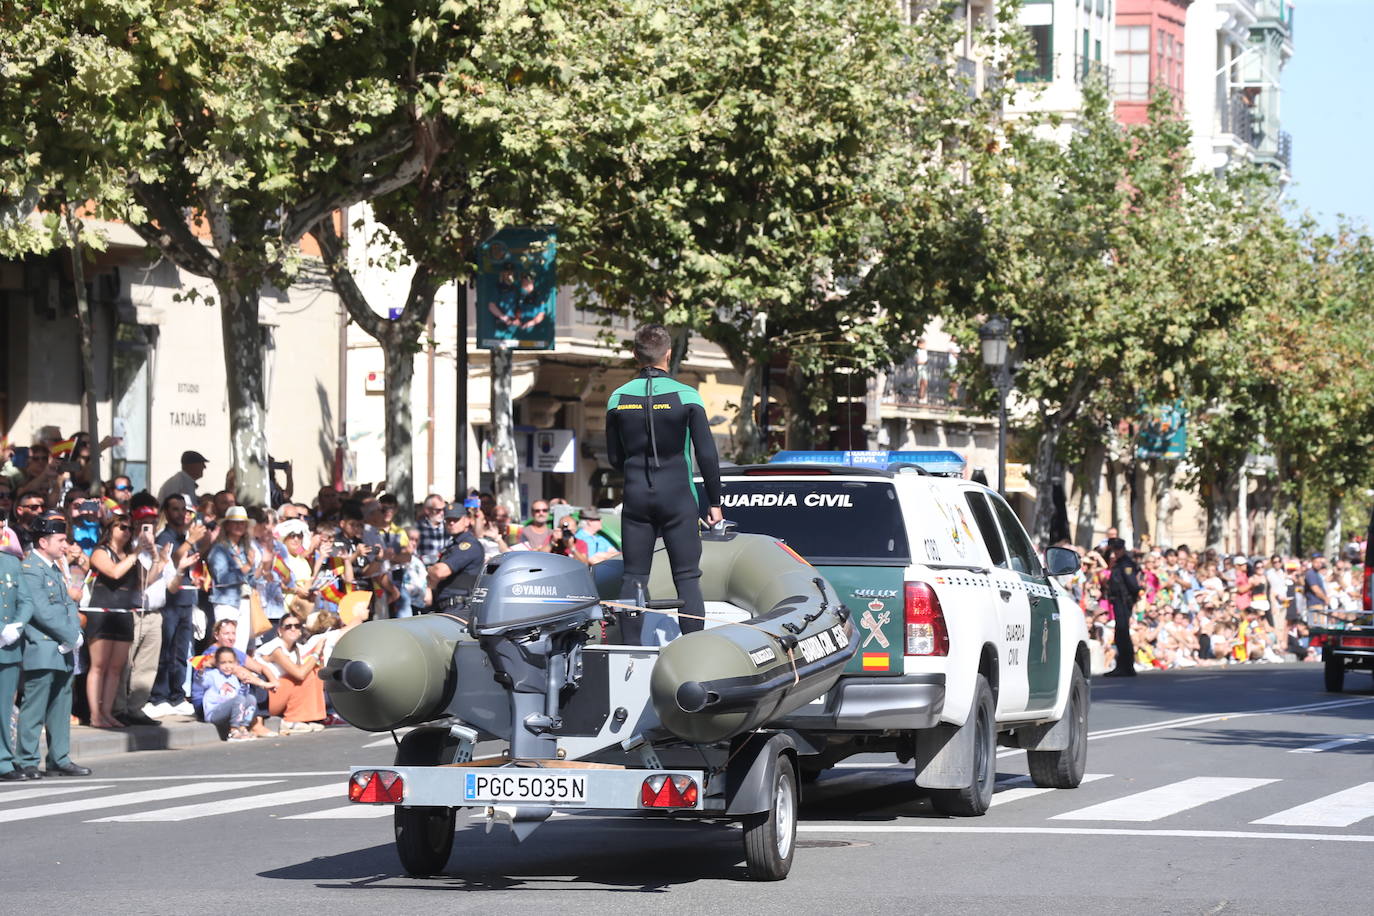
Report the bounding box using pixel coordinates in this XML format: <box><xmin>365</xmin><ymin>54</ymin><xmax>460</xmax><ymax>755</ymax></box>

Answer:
<box><xmin>606</xmin><ymin>367</ymin><xmax>722</xmax><ymax>638</ymax></box>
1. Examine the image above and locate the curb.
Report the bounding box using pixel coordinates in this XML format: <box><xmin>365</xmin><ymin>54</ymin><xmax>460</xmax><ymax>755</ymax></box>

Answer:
<box><xmin>57</xmin><ymin>716</ymin><xmax>287</xmax><ymax>762</ymax></box>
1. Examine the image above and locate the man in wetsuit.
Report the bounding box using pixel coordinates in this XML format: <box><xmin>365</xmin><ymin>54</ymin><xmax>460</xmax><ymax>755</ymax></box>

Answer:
<box><xmin>606</xmin><ymin>324</ymin><xmax>723</xmax><ymax>641</ymax></box>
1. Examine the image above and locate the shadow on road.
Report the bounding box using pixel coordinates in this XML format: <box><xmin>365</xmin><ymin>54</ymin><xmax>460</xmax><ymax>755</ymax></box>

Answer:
<box><xmin>258</xmin><ymin>819</ymin><xmax>750</xmax><ymax>890</ymax></box>
<box><xmin>1157</xmin><ymin>724</ymin><xmax>1374</xmax><ymax>754</ymax></box>
<box><xmin>1090</xmin><ymin>663</ymin><xmax>1374</xmax><ymax>719</ymax></box>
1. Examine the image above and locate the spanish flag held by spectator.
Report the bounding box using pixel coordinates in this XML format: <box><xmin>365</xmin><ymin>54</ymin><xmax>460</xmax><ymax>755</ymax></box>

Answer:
<box><xmin>50</xmin><ymin>435</ymin><xmax>79</xmax><ymax>458</ymax></box>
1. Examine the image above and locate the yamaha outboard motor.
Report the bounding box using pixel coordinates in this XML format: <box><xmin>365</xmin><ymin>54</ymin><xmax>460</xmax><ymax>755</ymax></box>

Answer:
<box><xmin>468</xmin><ymin>553</ymin><xmax>603</xmax><ymax>759</ymax></box>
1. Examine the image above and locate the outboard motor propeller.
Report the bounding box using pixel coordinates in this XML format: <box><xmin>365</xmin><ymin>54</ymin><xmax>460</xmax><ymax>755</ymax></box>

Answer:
<box><xmin>468</xmin><ymin>553</ymin><xmax>603</xmax><ymax>759</ymax></box>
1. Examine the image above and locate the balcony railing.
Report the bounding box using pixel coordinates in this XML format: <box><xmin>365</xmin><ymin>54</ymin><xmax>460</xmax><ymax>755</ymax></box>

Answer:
<box><xmin>1254</xmin><ymin>0</ymin><xmax>1293</xmax><ymax>36</ymax></box>
<box><xmin>1276</xmin><ymin>130</ymin><xmax>1292</xmax><ymax>169</ymax></box>
<box><xmin>882</xmin><ymin>350</ymin><xmax>970</xmax><ymax>411</ymax></box>
<box><xmin>1219</xmin><ymin>90</ymin><xmax>1256</xmax><ymax>146</ymax></box>
<box><xmin>1074</xmin><ymin>56</ymin><xmax>1113</xmax><ymax>89</ymax></box>
<box><xmin>955</xmin><ymin>56</ymin><xmax>978</xmax><ymax>98</ymax></box>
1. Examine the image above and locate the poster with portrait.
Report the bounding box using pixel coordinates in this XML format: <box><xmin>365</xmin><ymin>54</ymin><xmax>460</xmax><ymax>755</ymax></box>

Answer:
<box><xmin>476</xmin><ymin>227</ymin><xmax>557</xmax><ymax>350</ymax></box>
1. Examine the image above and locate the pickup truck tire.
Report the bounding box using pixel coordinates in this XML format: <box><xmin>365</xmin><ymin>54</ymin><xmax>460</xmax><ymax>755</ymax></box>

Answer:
<box><xmin>395</xmin><ymin>805</ymin><xmax>456</xmax><ymax>876</ymax></box>
<box><xmin>929</xmin><ymin>675</ymin><xmax>995</xmax><ymax>817</ymax></box>
<box><xmin>1324</xmin><ymin>651</ymin><xmax>1345</xmax><ymax>693</ymax></box>
<box><xmin>742</xmin><ymin>753</ymin><xmax>797</xmax><ymax>881</ymax></box>
<box><xmin>1027</xmin><ymin>666</ymin><xmax>1088</xmax><ymax>789</ymax></box>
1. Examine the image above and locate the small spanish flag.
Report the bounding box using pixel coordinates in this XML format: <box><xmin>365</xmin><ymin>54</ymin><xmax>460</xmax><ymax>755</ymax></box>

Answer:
<box><xmin>50</xmin><ymin>435</ymin><xmax>79</xmax><ymax>457</ymax></box>
<box><xmin>861</xmin><ymin>653</ymin><xmax>890</xmax><ymax>671</ymax></box>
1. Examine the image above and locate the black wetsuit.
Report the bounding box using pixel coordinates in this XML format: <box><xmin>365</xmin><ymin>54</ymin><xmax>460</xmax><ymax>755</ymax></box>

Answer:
<box><xmin>606</xmin><ymin>367</ymin><xmax>722</xmax><ymax>637</ymax></box>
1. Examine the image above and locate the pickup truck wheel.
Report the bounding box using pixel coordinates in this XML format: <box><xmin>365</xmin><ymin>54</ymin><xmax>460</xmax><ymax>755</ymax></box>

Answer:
<box><xmin>1027</xmin><ymin>666</ymin><xmax>1088</xmax><ymax>789</ymax></box>
<box><xmin>1324</xmin><ymin>651</ymin><xmax>1346</xmax><ymax>693</ymax></box>
<box><xmin>395</xmin><ymin>805</ymin><xmax>456</xmax><ymax>876</ymax></box>
<box><xmin>929</xmin><ymin>674</ymin><xmax>995</xmax><ymax>817</ymax></box>
<box><xmin>742</xmin><ymin>754</ymin><xmax>797</xmax><ymax>881</ymax></box>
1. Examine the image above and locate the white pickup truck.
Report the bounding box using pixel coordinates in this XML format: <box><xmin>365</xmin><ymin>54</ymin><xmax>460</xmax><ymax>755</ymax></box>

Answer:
<box><xmin>716</xmin><ymin>451</ymin><xmax>1092</xmax><ymax>815</ymax></box>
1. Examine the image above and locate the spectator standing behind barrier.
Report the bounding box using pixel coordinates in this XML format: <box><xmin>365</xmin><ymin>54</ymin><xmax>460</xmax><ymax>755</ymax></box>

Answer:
<box><xmin>1304</xmin><ymin>555</ymin><xmax>1329</xmax><ymax>623</ymax></box>
<box><xmin>86</xmin><ymin>515</ymin><xmax>144</xmax><ymax>727</ymax></box>
<box><xmin>15</xmin><ymin>514</ymin><xmax>90</xmax><ymax>776</ymax></box>
<box><xmin>254</xmin><ymin>609</ymin><xmax>326</xmax><ymax>733</ymax></box>
<box><xmin>415</xmin><ymin>494</ymin><xmax>448</xmax><ymax>565</ymax></box>
<box><xmin>157</xmin><ymin>450</ymin><xmax>208</xmax><ymax>508</ymax></box>
<box><xmin>207</xmin><ymin>506</ymin><xmax>256</xmax><ymax>652</ymax></box>
<box><xmin>147</xmin><ymin>495</ymin><xmax>205</xmax><ymax>718</ymax></box>
<box><xmin>0</xmin><ymin>545</ymin><xmax>34</xmax><ymax>780</ymax></box>
<box><xmin>519</xmin><ymin>501</ymin><xmax>554</xmax><ymax>552</ymax></box>
<box><xmin>112</xmin><ymin>502</ymin><xmax>173</xmax><ymax>727</ymax></box>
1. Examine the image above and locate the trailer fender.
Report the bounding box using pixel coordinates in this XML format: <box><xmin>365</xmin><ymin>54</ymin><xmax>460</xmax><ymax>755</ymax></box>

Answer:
<box><xmin>726</xmin><ymin>732</ymin><xmax>797</xmax><ymax>816</ymax></box>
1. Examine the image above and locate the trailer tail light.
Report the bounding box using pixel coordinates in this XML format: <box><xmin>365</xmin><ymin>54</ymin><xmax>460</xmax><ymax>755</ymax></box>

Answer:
<box><xmin>1363</xmin><ymin>564</ymin><xmax>1372</xmax><ymax>611</ymax></box>
<box><xmin>641</xmin><ymin>774</ymin><xmax>698</xmax><ymax>808</ymax></box>
<box><xmin>904</xmin><ymin>581</ymin><xmax>949</xmax><ymax>656</ymax></box>
<box><xmin>1340</xmin><ymin>637</ymin><xmax>1374</xmax><ymax>648</ymax></box>
<box><xmin>349</xmin><ymin>769</ymin><xmax>404</xmax><ymax>804</ymax></box>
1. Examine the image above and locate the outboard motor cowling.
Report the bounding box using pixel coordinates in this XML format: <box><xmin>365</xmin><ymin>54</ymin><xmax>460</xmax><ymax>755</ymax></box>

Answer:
<box><xmin>469</xmin><ymin>553</ymin><xmax>603</xmax><ymax>759</ymax></box>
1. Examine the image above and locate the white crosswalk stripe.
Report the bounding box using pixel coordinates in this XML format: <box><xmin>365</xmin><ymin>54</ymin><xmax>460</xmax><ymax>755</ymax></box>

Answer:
<box><xmin>0</xmin><ymin>785</ymin><xmax>111</xmax><ymax>804</ymax></box>
<box><xmin>90</xmin><ymin>782</ymin><xmax>344</xmax><ymax>823</ymax></box>
<box><xmin>284</xmin><ymin>804</ymin><xmax>396</xmax><ymax>820</ymax></box>
<box><xmin>0</xmin><ymin>780</ymin><xmax>277</xmax><ymax>824</ymax></box>
<box><xmin>1290</xmin><ymin>735</ymin><xmax>1374</xmax><ymax>754</ymax></box>
<box><xmin>1252</xmin><ymin>782</ymin><xmax>1374</xmax><ymax>828</ymax></box>
<box><xmin>1051</xmin><ymin>777</ymin><xmax>1277</xmax><ymax>822</ymax></box>
<box><xmin>990</xmin><ymin>773</ymin><xmax>1111</xmax><ymax>807</ymax></box>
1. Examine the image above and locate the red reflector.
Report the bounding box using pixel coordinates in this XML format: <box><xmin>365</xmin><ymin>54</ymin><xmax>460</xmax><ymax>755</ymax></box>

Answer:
<box><xmin>1341</xmin><ymin>637</ymin><xmax>1374</xmax><ymax>648</ymax></box>
<box><xmin>904</xmin><ymin>581</ymin><xmax>949</xmax><ymax>656</ymax></box>
<box><xmin>349</xmin><ymin>769</ymin><xmax>404</xmax><ymax>804</ymax></box>
<box><xmin>640</xmin><ymin>774</ymin><xmax>698</xmax><ymax>808</ymax></box>
<box><xmin>1310</xmin><ymin>634</ymin><xmax>1325</xmax><ymax>648</ymax></box>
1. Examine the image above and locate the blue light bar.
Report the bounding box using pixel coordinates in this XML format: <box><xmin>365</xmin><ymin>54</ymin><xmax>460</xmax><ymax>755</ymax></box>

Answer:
<box><xmin>768</xmin><ymin>450</ymin><xmax>966</xmax><ymax>476</ymax></box>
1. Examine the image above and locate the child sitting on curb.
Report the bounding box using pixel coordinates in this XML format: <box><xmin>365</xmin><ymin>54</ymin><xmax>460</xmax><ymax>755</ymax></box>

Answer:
<box><xmin>202</xmin><ymin>646</ymin><xmax>274</xmax><ymax>741</ymax></box>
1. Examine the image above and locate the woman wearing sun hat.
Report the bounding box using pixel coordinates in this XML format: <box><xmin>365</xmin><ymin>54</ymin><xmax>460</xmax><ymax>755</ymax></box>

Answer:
<box><xmin>206</xmin><ymin>506</ymin><xmax>258</xmax><ymax>652</ymax></box>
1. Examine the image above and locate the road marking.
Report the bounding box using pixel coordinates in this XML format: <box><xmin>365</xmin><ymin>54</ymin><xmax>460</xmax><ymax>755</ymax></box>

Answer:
<box><xmin>29</xmin><ymin>772</ymin><xmax>347</xmax><ymax>783</ymax></box>
<box><xmin>1051</xmin><ymin>777</ymin><xmax>1276</xmax><ymax>822</ymax></box>
<box><xmin>990</xmin><ymin>773</ymin><xmax>1110</xmax><ymax>807</ymax></box>
<box><xmin>797</xmin><ymin>825</ymin><xmax>1374</xmax><ymax>844</ymax></box>
<box><xmin>1086</xmin><ymin>697</ymin><xmax>1374</xmax><ymax>742</ymax></box>
<box><xmin>91</xmin><ymin>783</ymin><xmax>343</xmax><ymax>822</ymax></box>
<box><xmin>0</xmin><ymin>785</ymin><xmax>111</xmax><ymax>804</ymax></box>
<box><xmin>284</xmin><ymin>804</ymin><xmax>396</xmax><ymax>820</ymax></box>
<box><xmin>1253</xmin><ymin>782</ymin><xmax>1374</xmax><ymax>828</ymax></box>
<box><xmin>0</xmin><ymin>780</ymin><xmax>277</xmax><ymax>824</ymax></box>
<box><xmin>361</xmin><ymin>729</ymin><xmax>414</xmax><ymax>748</ymax></box>
<box><xmin>1290</xmin><ymin>734</ymin><xmax>1374</xmax><ymax>754</ymax></box>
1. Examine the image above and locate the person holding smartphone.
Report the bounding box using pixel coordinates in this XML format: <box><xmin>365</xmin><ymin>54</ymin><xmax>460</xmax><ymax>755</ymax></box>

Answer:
<box><xmin>146</xmin><ymin>494</ymin><xmax>205</xmax><ymax>718</ymax></box>
<box><xmin>112</xmin><ymin>502</ymin><xmax>175</xmax><ymax>726</ymax></box>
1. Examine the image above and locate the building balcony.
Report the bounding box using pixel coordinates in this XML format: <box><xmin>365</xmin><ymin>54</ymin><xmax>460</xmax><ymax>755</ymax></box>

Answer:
<box><xmin>881</xmin><ymin>350</ymin><xmax>970</xmax><ymax>413</ymax></box>
<box><xmin>1253</xmin><ymin>129</ymin><xmax>1292</xmax><ymax>173</ymax></box>
<box><xmin>1218</xmin><ymin>90</ymin><xmax>1256</xmax><ymax>147</ymax></box>
<box><xmin>1074</xmin><ymin>55</ymin><xmax>1113</xmax><ymax>89</ymax></box>
<box><xmin>1253</xmin><ymin>0</ymin><xmax>1293</xmax><ymax>37</ymax></box>
<box><xmin>956</xmin><ymin>56</ymin><xmax>979</xmax><ymax>98</ymax></box>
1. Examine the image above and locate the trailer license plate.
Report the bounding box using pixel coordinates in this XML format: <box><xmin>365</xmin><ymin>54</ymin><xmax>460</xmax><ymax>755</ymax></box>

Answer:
<box><xmin>463</xmin><ymin>772</ymin><xmax>588</xmax><ymax>805</ymax></box>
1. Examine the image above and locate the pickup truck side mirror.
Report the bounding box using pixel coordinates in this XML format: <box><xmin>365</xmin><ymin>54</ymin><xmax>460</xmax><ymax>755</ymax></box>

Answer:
<box><xmin>1045</xmin><ymin>546</ymin><xmax>1081</xmax><ymax>578</ymax></box>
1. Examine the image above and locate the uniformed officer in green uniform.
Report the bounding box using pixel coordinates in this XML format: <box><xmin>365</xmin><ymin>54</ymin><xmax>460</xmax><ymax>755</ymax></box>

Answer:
<box><xmin>0</xmin><ymin>545</ymin><xmax>35</xmax><ymax>780</ymax></box>
<box><xmin>15</xmin><ymin>514</ymin><xmax>91</xmax><ymax>778</ymax></box>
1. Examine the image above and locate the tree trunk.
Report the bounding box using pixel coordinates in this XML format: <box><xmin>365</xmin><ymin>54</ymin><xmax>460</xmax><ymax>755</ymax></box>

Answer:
<box><xmin>1074</xmin><ymin>437</ymin><xmax>1105</xmax><ymax>548</ymax></box>
<box><xmin>1130</xmin><ymin>461</ymin><xmax>1149</xmax><ymax>547</ymax></box>
<box><xmin>783</xmin><ymin>362</ymin><xmax>817</xmax><ymax>450</ymax></box>
<box><xmin>65</xmin><ymin>210</ymin><xmax>101</xmax><ymax>491</ymax></box>
<box><xmin>1203</xmin><ymin>472</ymin><xmax>1228</xmax><ymax>552</ymax></box>
<box><xmin>668</xmin><ymin>325</ymin><xmax>690</xmax><ymax>378</ymax></box>
<box><xmin>489</xmin><ymin>345</ymin><xmax>519</xmax><ymax>513</ymax></box>
<box><xmin>1324</xmin><ymin>494</ymin><xmax>1342</xmax><ymax>559</ymax></box>
<box><xmin>216</xmin><ymin>278</ymin><xmax>269</xmax><ymax>506</ymax></box>
<box><xmin>381</xmin><ymin>327</ymin><xmax>417</xmax><ymax>525</ymax></box>
<box><xmin>730</xmin><ymin>354</ymin><xmax>765</xmax><ymax>463</ymax></box>
<box><xmin>1030</xmin><ymin>421</ymin><xmax>1061</xmax><ymax>546</ymax></box>
<box><xmin>1107</xmin><ymin>458</ymin><xmax>1133</xmax><ymax>549</ymax></box>
<box><xmin>1152</xmin><ymin>460</ymin><xmax>1176</xmax><ymax>548</ymax></box>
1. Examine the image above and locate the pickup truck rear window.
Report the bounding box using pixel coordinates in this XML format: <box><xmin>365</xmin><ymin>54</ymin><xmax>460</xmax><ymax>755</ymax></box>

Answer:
<box><xmin>718</xmin><ymin>479</ymin><xmax>910</xmax><ymax>564</ymax></box>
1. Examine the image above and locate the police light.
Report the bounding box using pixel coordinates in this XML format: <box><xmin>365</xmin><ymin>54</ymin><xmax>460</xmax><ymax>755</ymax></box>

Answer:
<box><xmin>769</xmin><ymin>450</ymin><xmax>966</xmax><ymax>477</ymax></box>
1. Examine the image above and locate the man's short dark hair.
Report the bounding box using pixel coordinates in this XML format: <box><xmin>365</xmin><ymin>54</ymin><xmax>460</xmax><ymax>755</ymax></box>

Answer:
<box><xmin>162</xmin><ymin>494</ymin><xmax>186</xmax><ymax>513</ymax></box>
<box><xmin>341</xmin><ymin>500</ymin><xmax>365</xmax><ymax>522</ymax></box>
<box><xmin>633</xmin><ymin>324</ymin><xmax>672</xmax><ymax>366</ymax></box>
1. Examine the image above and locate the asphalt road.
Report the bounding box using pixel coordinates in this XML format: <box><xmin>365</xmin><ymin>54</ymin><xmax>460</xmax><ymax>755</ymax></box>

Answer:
<box><xmin>4</xmin><ymin>663</ymin><xmax>1372</xmax><ymax>915</ymax></box>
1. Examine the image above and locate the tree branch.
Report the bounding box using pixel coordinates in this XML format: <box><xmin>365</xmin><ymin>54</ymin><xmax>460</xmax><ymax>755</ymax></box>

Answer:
<box><xmin>312</xmin><ymin>216</ymin><xmax>386</xmax><ymax>340</ymax></box>
<box><xmin>128</xmin><ymin>184</ymin><xmax>225</xmax><ymax>281</ymax></box>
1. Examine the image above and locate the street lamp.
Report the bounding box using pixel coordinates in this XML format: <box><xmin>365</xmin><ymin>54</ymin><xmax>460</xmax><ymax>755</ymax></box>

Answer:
<box><xmin>979</xmin><ymin>315</ymin><xmax>1013</xmax><ymax>497</ymax></box>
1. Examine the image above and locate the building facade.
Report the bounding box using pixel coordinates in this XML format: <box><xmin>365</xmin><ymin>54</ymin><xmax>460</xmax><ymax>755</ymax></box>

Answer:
<box><xmin>1113</xmin><ymin>0</ymin><xmax>1191</xmax><ymax>125</ymax></box>
<box><xmin>1009</xmin><ymin>0</ymin><xmax>1118</xmax><ymax>131</ymax></box>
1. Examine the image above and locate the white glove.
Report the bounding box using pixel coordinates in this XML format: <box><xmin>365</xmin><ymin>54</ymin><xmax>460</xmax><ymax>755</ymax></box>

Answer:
<box><xmin>0</xmin><ymin>621</ymin><xmax>22</xmax><ymax>647</ymax></box>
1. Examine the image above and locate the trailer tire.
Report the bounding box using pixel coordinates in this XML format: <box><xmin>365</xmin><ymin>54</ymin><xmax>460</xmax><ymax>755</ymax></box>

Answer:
<box><xmin>1027</xmin><ymin>666</ymin><xmax>1089</xmax><ymax>789</ymax></box>
<box><xmin>395</xmin><ymin>805</ymin><xmax>456</xmax><ymax>876</ymax></box>
<box><xmin>929</xmin><ymin>675</ymin><xmax>995</xmax><ymax>817</ymax></box>
<box><xmin>742</xmin><ymin>754</ymin><xmax>797</xmax><ymax>881</ymax></box>
<box><xmin>1324</xmin><ymin>651</ymin><xmax>1345</xmax><ymax>693</ymax></box>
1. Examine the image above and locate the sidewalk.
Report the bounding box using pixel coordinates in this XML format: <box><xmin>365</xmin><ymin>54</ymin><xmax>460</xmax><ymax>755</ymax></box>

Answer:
<box><xmin>62</xmin><ymin>714</ymin><xmax>287</xmax><ymax>761</ymax></box>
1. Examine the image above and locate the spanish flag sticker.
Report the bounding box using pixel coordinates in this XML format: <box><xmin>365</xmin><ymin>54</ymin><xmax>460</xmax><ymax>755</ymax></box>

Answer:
<box><xmin>861</xmin><ymin>653</ymin><xmax>890</xmax><ymax>671</ymax></box>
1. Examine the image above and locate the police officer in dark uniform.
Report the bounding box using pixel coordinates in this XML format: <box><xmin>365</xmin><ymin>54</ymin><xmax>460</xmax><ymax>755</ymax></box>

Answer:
<box><xmin>606</xmin><ymin>324</ymin><xmax>723</xmax><ymax>641</ymax></box>
<box><xmin>427</xmin><ymin>507</ymin><xmax>484</xmax><ymax>612</ymax></box>
<box><xmin>1103</xmin><ymin>539</ymin><xmax>1139</xmax><ymax>677</ymax></box>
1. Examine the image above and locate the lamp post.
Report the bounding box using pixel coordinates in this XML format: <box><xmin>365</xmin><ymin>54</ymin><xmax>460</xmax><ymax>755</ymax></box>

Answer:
<box><xmin>979</xmin><ymin>315</ymin><xmax>1012</xmax><ymax>497</ymax></box>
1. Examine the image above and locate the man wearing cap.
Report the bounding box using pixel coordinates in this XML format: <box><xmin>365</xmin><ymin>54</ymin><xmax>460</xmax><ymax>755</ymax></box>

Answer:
<box><xmin>157</xmin><ymin>450</ymin><xmax>208</xmax><ymax>507</ymax></box>
<box><xmin>605</xmin><ymin>324</ymin><xmax>722</xmax><ymax>641</ymax></box>
<box><xmin>574</xmin><ymin>509</ymin><xmax>619</xmax><ymax>565</ymax></box>
<box><xmin>427</xmin><ymin>508</ymin><xmax>485</xmax><ymax>612</ymax></box>
<box><xmin>0</xmin><ymin>538</ymin><xmax>35</xmax><ymax>779</ymax></box>
<box><xmin>15</xmin><ymin>513</ymin><xmax>90</xmax><ymax>777</ymax></box>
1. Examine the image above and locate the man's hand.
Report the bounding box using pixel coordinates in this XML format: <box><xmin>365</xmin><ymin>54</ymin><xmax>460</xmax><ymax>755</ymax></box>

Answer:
<box><xmin>706</xmin><ymin>505</ymin><xmax>724</xmax><ymax>527</ymax></box>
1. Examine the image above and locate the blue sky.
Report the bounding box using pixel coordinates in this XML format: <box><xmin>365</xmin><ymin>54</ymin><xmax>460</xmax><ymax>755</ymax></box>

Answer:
<box><xmin>1282</xmin><ymin>0</ymin><xmax>1372</xmax><ymax>229</ymax></box>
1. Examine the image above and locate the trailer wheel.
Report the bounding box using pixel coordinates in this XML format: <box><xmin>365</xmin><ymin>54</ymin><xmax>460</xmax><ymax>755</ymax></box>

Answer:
<box><xmin>1027</xmin><ymin>666</ymin><xmax>1089</xmax><ymax>789</ymax></box>
<box><xmin>930</xmin><ymin>674</ymin><xmax>996</xmax><ymax>817</ymax></box>
<box><xmin>742</xmin><ymin>753</ymin><xmax>797</xmax><ymax>881</ymax></box>
<box><xmin>1324</xmin><ymin>651</ymin><xmax>1346</xmax><ymax>693</ymax></box>
<box><xmin>395</xmin><ymin>805</ymin><xmax>456</xmax><ymax>876</ymax></box>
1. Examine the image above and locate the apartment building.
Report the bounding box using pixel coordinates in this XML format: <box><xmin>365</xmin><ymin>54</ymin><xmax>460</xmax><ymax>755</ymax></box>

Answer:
<box><xmin>1114</xmin><ymin>0</ymin><xmax>1190</xmax><ymax>125</ymax></box>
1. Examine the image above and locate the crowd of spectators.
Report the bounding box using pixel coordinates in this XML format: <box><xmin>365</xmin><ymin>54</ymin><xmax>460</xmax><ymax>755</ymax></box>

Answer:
<box><xmin>1</xmin><ymin>428</ymin><xmax>621</xmax><ymax>743</ymax></box>
<box><xmin>1059</xmin><ymin>528</ymin><xmax>1370</xmax><ymax>673</ymax></box>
